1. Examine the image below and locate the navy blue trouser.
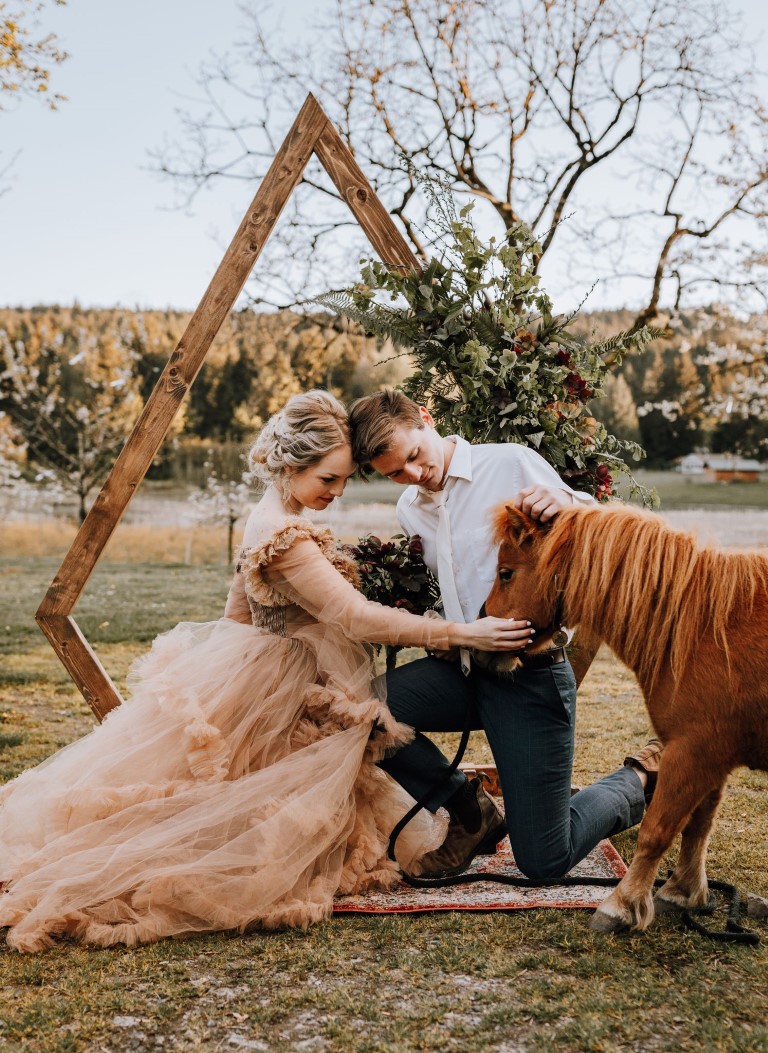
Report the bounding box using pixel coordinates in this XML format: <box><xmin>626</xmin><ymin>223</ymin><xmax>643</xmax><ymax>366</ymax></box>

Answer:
<box><xmin>379</xmin><ymin>656</ymin><xmax>645</xmax><ymax>881</ymax></box>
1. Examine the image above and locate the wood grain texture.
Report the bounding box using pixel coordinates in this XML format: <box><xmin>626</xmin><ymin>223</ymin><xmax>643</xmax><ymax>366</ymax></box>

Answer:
<box><xmin>315</xmin><ymin>122</ymin><xmax>419</xmax><ymax>271</ymax></box>
<box><xmin>36</xmin><ymin>615</ymin><xmax>120</xmax><ymax>720</ymax></box>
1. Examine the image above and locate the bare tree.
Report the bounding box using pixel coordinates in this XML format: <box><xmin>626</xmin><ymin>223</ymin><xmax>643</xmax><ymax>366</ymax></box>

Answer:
<box><xmin>188</xmin><ymin>459</ymin><xmax>253</xmax><ymax>564</ymax></box>
<box><xmin>155</xmin><ymin>0</ymin><xmax>768</xmax><ymax>325</ymax></box>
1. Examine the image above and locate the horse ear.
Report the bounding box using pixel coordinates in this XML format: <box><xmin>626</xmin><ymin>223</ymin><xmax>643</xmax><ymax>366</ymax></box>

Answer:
<box><xmin>492</xmin><ymin>502</ymin><xmax>544</xmax><ymax>546</ymax></box>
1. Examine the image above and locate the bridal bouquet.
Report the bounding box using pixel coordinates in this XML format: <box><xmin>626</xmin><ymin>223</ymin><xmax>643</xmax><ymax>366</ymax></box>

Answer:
<box><xmin>344</xmin><ymin>533</ymin><xmax>439</xmax><ymax>614</ymax></box>
<box><xmin>344</xmin><ymin>533</ymin><xmax>439</xmax><ymax>668</ymax></box>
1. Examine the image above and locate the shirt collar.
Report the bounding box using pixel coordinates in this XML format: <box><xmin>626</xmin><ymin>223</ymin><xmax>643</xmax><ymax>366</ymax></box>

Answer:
<box><xmin>444</xmin><ymin>435</ymin><xmax>473</xmax><ymax>483</ymax></box>
<box><xmin>404</xmin><ymin>435</ymin><xmax>473</xmax><ymax>506</ymax></box>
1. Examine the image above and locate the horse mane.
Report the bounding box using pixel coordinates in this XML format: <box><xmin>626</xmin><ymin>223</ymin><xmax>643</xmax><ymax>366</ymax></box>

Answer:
<box><xmin>530</xmin><ymin>505</ymin><xmax>768</xmax><ymax>691</ymax></box>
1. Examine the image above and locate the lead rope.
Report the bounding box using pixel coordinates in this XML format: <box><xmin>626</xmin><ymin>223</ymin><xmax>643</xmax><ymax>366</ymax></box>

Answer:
<box><xmin>384</xmin><ymin>694</ymin><xmax>760</xmax><ymax>946</ymax></box>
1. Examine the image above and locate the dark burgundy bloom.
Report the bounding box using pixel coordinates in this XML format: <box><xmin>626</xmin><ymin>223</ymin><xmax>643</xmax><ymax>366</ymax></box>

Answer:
<box><xmin>564</xmin><ymin>372</ymin><xmax>594</xmax><ymax>402</ymax></box>
<box><xmin>555</xmin><ymin>349</ymin><xmax>572</xmax><ymax>367</ymax></box>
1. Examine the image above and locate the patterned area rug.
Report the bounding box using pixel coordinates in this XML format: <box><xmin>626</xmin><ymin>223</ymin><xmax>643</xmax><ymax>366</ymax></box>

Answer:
<box><xmin>333</xmin><ymin>837</ymin><xmax>627</xmax><ymax>914</ymax></box>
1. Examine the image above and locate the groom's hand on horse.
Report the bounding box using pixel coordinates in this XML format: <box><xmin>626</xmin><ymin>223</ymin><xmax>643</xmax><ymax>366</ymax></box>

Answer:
<box><xmin>514</xmin><ymin>485</ymin><xmax>573</xmax><ymax>523</ymax></box>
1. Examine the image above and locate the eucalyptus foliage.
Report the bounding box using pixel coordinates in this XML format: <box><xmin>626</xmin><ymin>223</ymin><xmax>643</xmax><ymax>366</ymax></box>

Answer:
<box><xmin>317</xmin><ymin>183</ymin><xmax>663</xmax><ymax>504</ymax></box>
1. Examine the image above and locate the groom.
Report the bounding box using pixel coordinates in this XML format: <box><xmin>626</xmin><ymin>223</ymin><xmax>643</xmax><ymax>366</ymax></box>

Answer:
<box><xmin>349</xmin><ymin>389</ymin><xmax>658</xmax><ymax>879</ymax></box>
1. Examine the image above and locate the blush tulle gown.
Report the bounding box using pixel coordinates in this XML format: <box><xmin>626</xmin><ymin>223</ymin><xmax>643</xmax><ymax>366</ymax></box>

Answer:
<box><xmin>0</xmin><ymin>516</ymin><xmax>454</xmax><ymax>951</ymax></box>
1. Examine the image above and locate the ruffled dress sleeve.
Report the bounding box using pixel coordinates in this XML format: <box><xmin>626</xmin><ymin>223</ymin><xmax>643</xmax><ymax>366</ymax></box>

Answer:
<box><xmin>239</xmin><ymin>518</ymin><xmax>455</xmax><ymax>650</ymax></box>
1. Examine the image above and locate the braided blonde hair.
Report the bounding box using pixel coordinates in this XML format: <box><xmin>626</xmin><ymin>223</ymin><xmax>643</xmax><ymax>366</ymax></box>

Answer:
<box><xmin>248</xmin><ymin>390</ymin><xmax>350</xmax><ymax>491</ymax></box>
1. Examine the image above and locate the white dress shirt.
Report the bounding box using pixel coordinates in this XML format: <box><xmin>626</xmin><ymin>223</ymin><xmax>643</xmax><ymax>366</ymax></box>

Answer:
<box><xmin>396</xmin><ymin>436</ymin><xmax>595</xmax><ymax>622</ymax></box>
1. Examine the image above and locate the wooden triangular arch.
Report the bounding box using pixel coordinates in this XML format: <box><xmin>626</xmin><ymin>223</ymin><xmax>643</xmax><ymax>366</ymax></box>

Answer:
<box><xmin>36</xmin><ymin>93</ymin><xmax>420</xmax><ymax>720</ymax></box>
<box><xmin>36</xmin><ymin>93</ymin><xmax>599</xmax><ymax>721</ymax></box>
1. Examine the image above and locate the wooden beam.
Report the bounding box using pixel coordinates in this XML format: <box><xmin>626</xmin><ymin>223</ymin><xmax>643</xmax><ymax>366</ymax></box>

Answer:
<box><xmin>38</xmin><ymin>94</ymin><xmax>327</xmax><ymax>621</ymax></box>
<box><xmin>314</xmin><ymin>122</ymin><xmax>420</xmax><ymax>270</ymax></box>
<box><xmin>36</xmin><ymin>615</ymin><xmax>118</xmax><ymax>720</ymax></box>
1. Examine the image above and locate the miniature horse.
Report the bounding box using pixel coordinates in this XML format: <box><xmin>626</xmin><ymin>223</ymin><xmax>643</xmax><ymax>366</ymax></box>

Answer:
<box><xmin>484</xmin><ymin>502</ymin><xmax>768</xmax><ymax>934</ymax></box>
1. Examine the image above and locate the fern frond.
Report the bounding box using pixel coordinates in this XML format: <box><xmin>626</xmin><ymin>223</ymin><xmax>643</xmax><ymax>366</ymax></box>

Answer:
<box><xmin>473</xmin><ymin>310</ymin><xmax>504</xmax><ymax>348</ymax></box>
<box><xmin>593</xmin><ymin>324</ymin><xmax>666</xmax><ymax>359</ymax></box>
<box><xmin>311</xmin><ymin>293</ymin><xmax>420</xmax><ymax>348</ymax></box>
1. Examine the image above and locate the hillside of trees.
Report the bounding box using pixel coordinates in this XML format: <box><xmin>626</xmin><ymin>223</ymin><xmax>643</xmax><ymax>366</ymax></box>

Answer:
<box><xmin>1</xmin><ymin>303</ymin><xmax>766</xmax><ymax>515</ymax></box>
<box><xmin>578</xmin><ymin>307</ymin><xmax>768</xmax><ymax>466</ymax></box>
<box><xmin>0</xmin><ymin>305</ymin><xmax>409</xmax><ymax>509</ymax></box>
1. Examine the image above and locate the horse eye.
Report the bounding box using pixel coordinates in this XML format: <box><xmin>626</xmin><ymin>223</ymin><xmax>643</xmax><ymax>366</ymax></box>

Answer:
<box><xmin>498</xmin><ymin>568</ymin><xmax>514</xmax><ymax>583</ymax></box>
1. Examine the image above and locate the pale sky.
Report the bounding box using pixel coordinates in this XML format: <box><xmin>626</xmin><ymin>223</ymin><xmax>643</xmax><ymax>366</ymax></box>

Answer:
<box><xmin>2</xmin><ymin>0</ymin><xmax>767</xmax><ymax>314</ymax></box>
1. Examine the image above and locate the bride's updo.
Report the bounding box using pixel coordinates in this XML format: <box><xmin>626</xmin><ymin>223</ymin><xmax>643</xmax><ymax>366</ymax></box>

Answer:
<box><xmin>248</xmin><ymin>390</ymin><xmax>351</xmax><ymax>489</ymax></box>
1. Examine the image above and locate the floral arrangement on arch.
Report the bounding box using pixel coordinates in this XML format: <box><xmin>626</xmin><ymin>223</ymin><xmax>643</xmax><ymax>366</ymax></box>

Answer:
<box><xmin>317</xmin><ymin>178</ymin><xmax>663</xmax><ymax>505</ymax></box>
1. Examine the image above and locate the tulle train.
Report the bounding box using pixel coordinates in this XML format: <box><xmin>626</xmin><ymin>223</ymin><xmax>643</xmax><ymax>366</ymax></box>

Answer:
<box><xmin>0</xmin><ymin>617</ymin><xmax>444</xmax><ymax>951</ymax></box>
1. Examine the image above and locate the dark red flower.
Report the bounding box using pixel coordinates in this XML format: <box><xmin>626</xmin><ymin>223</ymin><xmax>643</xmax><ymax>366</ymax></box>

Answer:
<box><xmin>564</xmin><ymin>372</ymin><xmax>594</xmax><ymax>402</ymax></box>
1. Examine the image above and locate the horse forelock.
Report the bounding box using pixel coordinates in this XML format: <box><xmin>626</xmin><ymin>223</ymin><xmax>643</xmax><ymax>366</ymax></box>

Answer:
<box><xmin>491</xmin><ymin>503</ymin><xmax>515</xmax><ymax>545</ymax></box>
<box><xmin>491</xmin><ymin>502</ymin><xmax>539</xmax><ymax>546</ymax></box>
<box><xmin>535</xmin><ymin>505</ymin><xmax>768</xmax><ymax>691</ymax></box>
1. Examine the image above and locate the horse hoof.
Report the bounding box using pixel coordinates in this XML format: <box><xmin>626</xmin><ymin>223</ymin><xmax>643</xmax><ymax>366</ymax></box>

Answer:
<box><xmin>590</xmin><ymin>908</ymin><xmax>628</xmax><ymax>934</ymax></box>
<box><xmin>747</xmin><ymin>893</ymin><xmax>768</xmax><ymax>919</ymax></box>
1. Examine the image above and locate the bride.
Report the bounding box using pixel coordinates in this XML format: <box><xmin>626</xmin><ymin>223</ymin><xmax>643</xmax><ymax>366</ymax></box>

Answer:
<box><xmin>0</xmin><ymin>390</ymin><xmax>526</xmax><ymax>952</ymax></box>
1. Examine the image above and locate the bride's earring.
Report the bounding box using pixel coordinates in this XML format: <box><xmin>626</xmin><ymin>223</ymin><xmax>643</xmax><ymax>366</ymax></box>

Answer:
<box><xmin>280</xmin><ymin>471</ymin><xmax>301</xmax><ymax>513</ymax></box>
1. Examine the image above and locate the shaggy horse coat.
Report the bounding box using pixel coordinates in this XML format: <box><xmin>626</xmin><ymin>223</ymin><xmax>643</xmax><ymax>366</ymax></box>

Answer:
<box><xmin>484</xmin><ymin>502</ymin><xmax>768</xmax><ymax>933</ymax></box>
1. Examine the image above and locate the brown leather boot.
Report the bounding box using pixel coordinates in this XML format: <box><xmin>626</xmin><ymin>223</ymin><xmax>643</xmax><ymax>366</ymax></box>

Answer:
<box><xmin>623</xmin><ymin>738</ymin><xmax>664</xmax><ymax>804</ymax></box>
<box><xmin>413</xmin><ymin>778</ymin><xmax>507</xmax><ymax>878</ymax></box>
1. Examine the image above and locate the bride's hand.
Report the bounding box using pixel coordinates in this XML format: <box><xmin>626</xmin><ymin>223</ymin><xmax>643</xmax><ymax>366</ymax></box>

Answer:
<box><xmin>456</xmin><ymin>617</ymin><xmax>534</xmax><ymax>652</ymax></box>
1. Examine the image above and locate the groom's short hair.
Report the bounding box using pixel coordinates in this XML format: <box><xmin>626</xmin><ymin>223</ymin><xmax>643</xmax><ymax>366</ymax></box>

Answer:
<box><xmin>348</xmin><ymin>389</ymin><xmax>424</xmax><ymax>471</ymax></box>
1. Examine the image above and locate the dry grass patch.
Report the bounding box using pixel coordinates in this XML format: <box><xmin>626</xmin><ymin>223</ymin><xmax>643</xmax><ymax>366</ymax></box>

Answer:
<box><xmin>0</xmin><ymin>522</ymin><xmax>236</xmax><ymax>566</ymax></box>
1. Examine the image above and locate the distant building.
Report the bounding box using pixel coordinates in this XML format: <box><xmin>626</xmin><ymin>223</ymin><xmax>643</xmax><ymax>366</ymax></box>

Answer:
<box><xmin>678</xmin><ymin>453</ymin><xmax>766</xmax><ymax>483</ymax></box>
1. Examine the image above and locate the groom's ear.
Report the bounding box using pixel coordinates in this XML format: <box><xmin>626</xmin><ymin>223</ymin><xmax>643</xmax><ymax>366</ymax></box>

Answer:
<box><xmin>418</xmin><ymin>406</ymin><xmax>435</xmax><ymax>428</ymax></box>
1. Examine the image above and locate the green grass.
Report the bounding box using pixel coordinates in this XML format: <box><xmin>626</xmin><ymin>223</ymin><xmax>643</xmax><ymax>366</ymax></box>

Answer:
<box><xmin>0</xmin><ymin>564</ymin><xmax>767</xmax><ymax>1052</ymax></box>
<box><xmin>0</xmin><ymin>557</ymin><xmax>231</xmax><ymax>656</ymax></box>
<box><xmin>617</xmin><ymin>470</ymin><xmax>768</xmax><ymax>509</ymax></box>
